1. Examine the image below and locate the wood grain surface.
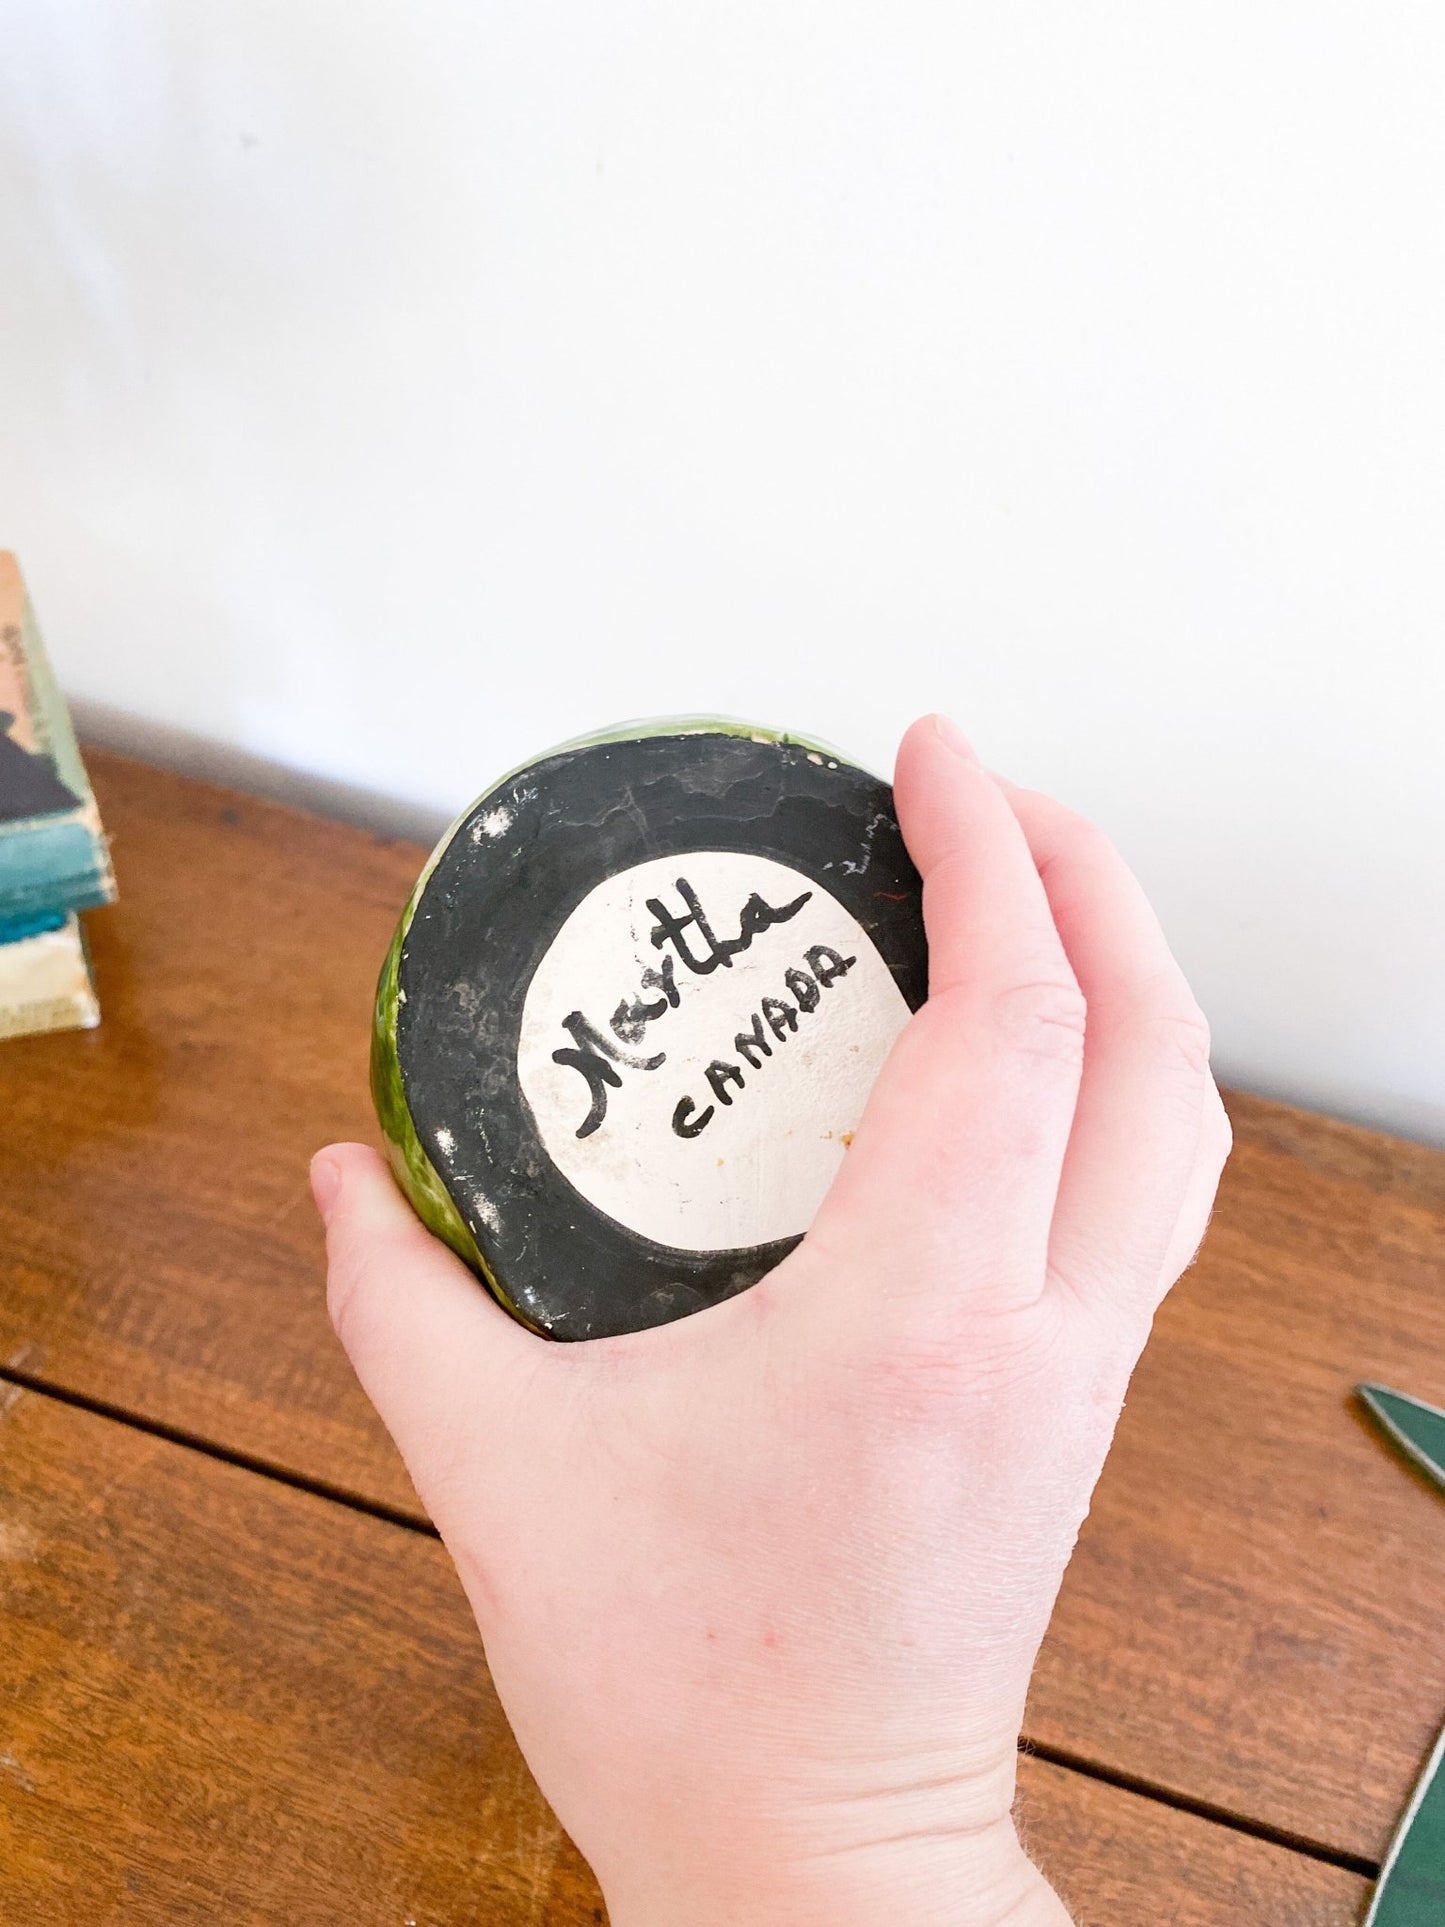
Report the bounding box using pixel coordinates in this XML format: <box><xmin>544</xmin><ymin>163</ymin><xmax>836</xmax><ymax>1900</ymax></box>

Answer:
<box><xmin>1017</xmin><ymin>1757</ymin><xmax>1365</xmax><ymax>1926</ymax></box>
<box><xmin>0</xmin><ymin>1381</ymin><xmax>597</xmax><ymax>1926</ymax></box>
<box><xmin>0</xmin><ymin>1383</ymin><xmax>1368</xmax><ymax>1925</ymax></box>
<box><xmin>0</xmin><ymin>754</ymin><xmax>417</xmax><ymax>1511</ymax></box>
<box><xmin>0</xmin><ymin>749</ymin><xmax>1438</xmax><ymax>1891</ymax></box>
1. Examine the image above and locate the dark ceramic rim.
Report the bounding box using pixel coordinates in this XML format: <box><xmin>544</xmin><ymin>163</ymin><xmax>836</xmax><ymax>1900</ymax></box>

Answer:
<box><xmin>395</xmin><ymin>730</ymin><xmax>925</xmax><ymax>1340</ymax></box>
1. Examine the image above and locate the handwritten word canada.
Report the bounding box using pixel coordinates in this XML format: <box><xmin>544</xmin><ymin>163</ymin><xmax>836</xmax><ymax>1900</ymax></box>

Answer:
<box><xmin>670</xmin><ymin>940</ymin><xmax>857</xmax><ymax>1138</ymax></box>
<box><xmin>549</xmin><ymin>874</ymin><xmax>856</xmax><ymax>1140</ymax></box>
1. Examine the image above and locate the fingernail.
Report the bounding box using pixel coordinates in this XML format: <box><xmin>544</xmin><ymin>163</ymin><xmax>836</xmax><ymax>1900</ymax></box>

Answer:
<box><xmin>310</xmin><ymin>1152</ymin><xmax>342</xmax><ymax>1225</ymax></box>
<box><xmin>930</xmin><ymin>714</ymin><xmax>978</xmax><ymax>762</ymax></box>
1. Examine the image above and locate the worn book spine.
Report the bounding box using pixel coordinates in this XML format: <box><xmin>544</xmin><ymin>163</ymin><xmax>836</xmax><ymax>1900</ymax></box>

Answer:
<box><xmin>0</xmin><ymin>552</ymin><xmax>116</xmax><ymax>920</ymax></box>
<box><xmin>0</xmin><ymin>914</ymin><xmax>100</xmax><ymax>1041</ymax></box>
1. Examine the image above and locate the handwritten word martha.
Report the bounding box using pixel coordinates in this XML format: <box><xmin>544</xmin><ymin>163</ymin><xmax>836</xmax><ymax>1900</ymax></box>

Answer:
<box><xmin>550</xmin><ymin>876</ymin><xmax>814</xmax><ymax>1138</ymax></box>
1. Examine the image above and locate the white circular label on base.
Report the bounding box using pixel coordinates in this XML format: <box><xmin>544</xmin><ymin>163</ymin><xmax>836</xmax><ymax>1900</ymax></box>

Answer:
<box><xmin>516</xmin><ymin>852</ymin><xmax>910</xmax><ymax>1252</ymax></box>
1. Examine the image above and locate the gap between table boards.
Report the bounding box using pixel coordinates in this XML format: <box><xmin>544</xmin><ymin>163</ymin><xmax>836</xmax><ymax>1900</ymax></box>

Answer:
<box><xmin>0</xmin><ymin>1357</ymin><xmax>1382</xmax><ymax>1889</ymax></box>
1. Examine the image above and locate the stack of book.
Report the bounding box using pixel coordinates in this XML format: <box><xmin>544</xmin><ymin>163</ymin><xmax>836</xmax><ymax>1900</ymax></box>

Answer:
<box><xmin>0</xmin><ymin>553</ymin><xmax>116</xmax><ymax>1040</ymax></box>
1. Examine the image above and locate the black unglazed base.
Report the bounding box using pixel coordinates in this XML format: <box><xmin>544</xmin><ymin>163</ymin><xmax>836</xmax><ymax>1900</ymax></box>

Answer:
<box><xmin>392</xmin><ymin>728</ymin><xmax>926</xmax><ymax>1340</ymax></box>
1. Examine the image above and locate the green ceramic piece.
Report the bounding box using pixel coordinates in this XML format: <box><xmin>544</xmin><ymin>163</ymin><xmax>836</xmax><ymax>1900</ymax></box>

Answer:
<box><xmin>1365</xmin><ymin>1724</ymin><xmax>1445</xmax><ymax>1926</ymax></box>
<box><xmin>1359</xmin><ymin>1384</ymin><xmax>1445</xmax><ymax>1498</ymax></box>
<box><xmin>1359</xmin><ymin>1384</ymin><xmax>1445</xmax><ymax>1923</ymax></box>
<box><xmin>367</xmin><ymin>712</ymin><xmax>920</xmax><ymax>1341</ymax></box>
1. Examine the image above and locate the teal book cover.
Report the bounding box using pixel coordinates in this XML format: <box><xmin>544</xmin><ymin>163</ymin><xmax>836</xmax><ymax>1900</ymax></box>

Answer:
<box><xmin>0</xmin><ymin>552</ymin><xmax>116</xmax><ymax>922</ymax></box>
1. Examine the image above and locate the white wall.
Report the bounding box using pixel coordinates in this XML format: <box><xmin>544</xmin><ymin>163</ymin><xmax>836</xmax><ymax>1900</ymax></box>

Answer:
<box><xmin>1</xmin><ymin>3</ymin><xmax>1441</xmax><ymax>1144</ymax></box>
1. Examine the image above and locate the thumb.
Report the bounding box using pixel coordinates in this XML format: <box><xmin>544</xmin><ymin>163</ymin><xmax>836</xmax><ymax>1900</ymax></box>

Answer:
<box><xmin>311</xmin><ymin>1143</ymin><xmax>547</xmax><ymax>1515</ymax></box>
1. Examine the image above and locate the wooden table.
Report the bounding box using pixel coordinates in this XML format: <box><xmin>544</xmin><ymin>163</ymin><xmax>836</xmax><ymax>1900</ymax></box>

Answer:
<box><xmin>1</xmin><ymin>752</ymin><xmax>1439</xmax><ymax>1924</ymax></box>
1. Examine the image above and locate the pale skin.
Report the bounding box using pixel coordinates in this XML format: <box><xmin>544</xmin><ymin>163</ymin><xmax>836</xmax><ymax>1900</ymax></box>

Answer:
<box><xmin>311</xmin><ymin>715</ymin><xmax>1231</xmax><ymax>1926</ymax></box>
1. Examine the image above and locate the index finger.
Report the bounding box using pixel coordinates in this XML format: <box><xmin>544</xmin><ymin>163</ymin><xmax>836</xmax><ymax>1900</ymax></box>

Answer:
<box><xmin>805</xmin><ymin>717</ymin><xmax>1086</xmax><ymax>1324</ymax></box>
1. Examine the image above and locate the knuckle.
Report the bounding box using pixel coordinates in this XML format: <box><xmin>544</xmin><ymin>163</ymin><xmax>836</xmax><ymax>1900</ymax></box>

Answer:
<box><xmin>323</xmin><ymin>1219</ymin><xmax>382</xmax><ymax>1355</ymax></box>
<box><xmin>992</xmin><ymin>976</ymin><xmax>1088</xmax><ymax>1062</ymax></box>
<box><xmin>1061</xmin><ymin>814</ymin><xmax>1116</xmax><ymax>865</ymax></box>
<box><xmin>1204</xmin><ymin>1083</ymin><xmax>1233</xmax><ymax>1156</ymax></box>
<box><xmin>324</xmin><ymin>1258</ymin><xmax>362</xmax><ymax>1352</ymax></box>
<box><xmin>1148</xmin><ymin>1000</ymin><xmax>1213</xmax><ymax>1080</ymax></box>
<box><xmin>837</xmin><ymin>1301</ymin><xmax>1057</xmax><ymax>1430</ymax></box>
<box><xmin>864</xmin><ymin>1339</ymin><xmax>976</xmax><ymax>1415</ymax></box>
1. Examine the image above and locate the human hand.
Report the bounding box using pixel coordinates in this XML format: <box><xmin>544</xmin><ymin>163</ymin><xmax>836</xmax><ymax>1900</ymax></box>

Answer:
<box><xmin>311</xmin><ymin>716</ymin><xmax>1230</xmax><ymax>1927</ymax></box>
